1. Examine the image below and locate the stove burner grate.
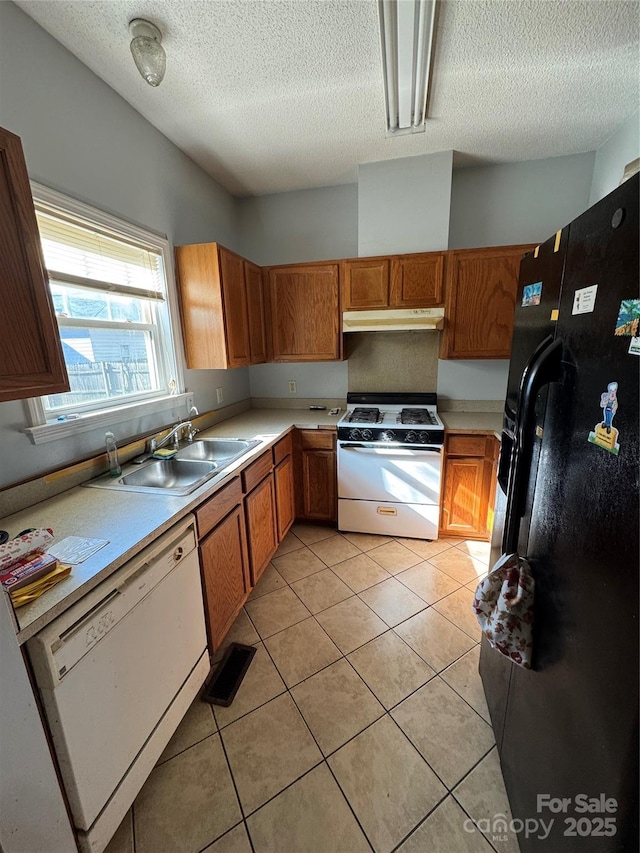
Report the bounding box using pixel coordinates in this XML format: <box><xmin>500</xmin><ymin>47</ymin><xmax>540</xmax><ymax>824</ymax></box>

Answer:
<box><xmin>399</xmin><ymin>408</ymin><xmax>438</xmax><ymax>426</ymax></box>
<box><xmin>347</xmin><ymin>407</ymin><xmax>381</xmax><ymax>424</ymax></box>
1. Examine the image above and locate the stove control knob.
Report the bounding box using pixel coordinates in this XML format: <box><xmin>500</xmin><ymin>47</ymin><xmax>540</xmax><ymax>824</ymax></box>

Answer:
<box><xmin>349</xmin><ymin>429</ymin><xmax>361</xmax><ymax>440</ymax></box>
<box><xmin>361</xmin><ymin>429</ymin><xmax>373</xmax><ymax>441</ymax></box>
<box><xmin>406</xmin><ymin>431</ymin><xmax>418</xmax><ymax>444</ymax></box>
<box><xmin>380</xmin><ymin>430</ymin><xmax>396</xmax><ymax>442</ymax></box>
<box><xmin>418</xmin><ymin>431</ymin><xmax>429</xmax><ymax>443</ymax></box>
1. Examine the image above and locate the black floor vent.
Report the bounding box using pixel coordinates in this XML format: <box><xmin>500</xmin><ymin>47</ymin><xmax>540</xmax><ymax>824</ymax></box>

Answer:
<box><xmin>202</xmin><ymin>643</ymin><xmax>256</xmax><ymax>707</ymax></box>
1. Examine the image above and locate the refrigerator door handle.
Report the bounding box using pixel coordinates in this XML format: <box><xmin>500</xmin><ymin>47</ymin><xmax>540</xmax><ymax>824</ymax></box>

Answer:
<box><xmin>503</xmin><ymin>338</ymin><xmax>564</xmax><ymax>554</ymax></box>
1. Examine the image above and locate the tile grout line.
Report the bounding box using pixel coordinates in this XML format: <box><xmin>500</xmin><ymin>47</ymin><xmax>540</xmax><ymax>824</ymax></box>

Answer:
<box><xmin>216</xmin><ymin>530</ymin><xmax>495</xmax><ymax>850</ymax></box>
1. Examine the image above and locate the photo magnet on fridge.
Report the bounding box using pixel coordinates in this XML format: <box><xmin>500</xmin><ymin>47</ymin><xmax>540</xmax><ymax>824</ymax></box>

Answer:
<box><xmin>614</xmin><ymin>298</ymin><xmax>640</xmax><ymax>336</ymax></box>
<box><xmin>522</xmin><ymin>282</ymin><xmax>542</xmax><ymax>306</ymax></box>
<box><xmin>588</xmin><ymin>381</ymin><xmax>620</xmax><ymax>455</ymax></box>
<box><xmin>628</xmin><ymin>337</ymin><xmax>640</xmax><ymax>356</ymax></box>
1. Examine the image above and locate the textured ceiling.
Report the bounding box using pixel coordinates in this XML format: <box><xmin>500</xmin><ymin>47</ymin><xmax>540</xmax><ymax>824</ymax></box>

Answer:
<box><xmin>16</xmin><ymin>0</ymin><xmax>640</xmax><ymax>197</ymax></box>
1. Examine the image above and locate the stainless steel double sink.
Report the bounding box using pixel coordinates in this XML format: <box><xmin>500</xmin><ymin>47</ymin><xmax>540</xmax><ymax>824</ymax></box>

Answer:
<box><xmin>86</xmin><ymin>438</ymin><xmax>261</xmax><ymax>496</ymax></box>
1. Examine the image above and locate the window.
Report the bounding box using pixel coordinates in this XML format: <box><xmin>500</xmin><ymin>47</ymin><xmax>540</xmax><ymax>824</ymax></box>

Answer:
<box><xmin>25</xmin><ymin>185</ymin><xmax>188</xmax><ymax>443</ymax></box>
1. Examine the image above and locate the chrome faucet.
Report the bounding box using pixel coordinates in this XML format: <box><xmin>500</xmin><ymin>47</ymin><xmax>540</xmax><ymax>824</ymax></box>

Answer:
<box><xmin>154</xmin><ymin>419</ymin><xmax>199</xmax><ymax>451</ymax></box>
<box><xmin>132</xmin><ymin>412</ymin><xmax>200</xmax><ymax>464</ymax></box>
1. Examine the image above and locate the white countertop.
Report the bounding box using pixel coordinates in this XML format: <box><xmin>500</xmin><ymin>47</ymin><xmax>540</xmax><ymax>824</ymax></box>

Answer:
<box><xmin>440</xmin><ymin>411</ymin><xmax>503</xmax><ymax>437</ymax></box>
<box><xmin>1</xmin><ymin>409</ymin><xmax>341</xmax><ymax>644</ymax></box>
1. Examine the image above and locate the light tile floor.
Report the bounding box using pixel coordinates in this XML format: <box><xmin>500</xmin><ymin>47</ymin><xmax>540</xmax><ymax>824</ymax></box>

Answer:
<box><xmin>106</xmin><ymin>526</ymin><xmax>522</xmax><ymax>853</ymax></box>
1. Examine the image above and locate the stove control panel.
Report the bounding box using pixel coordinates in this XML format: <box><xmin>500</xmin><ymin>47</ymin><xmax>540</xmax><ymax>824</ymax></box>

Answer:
<box><xmin>338</xmin><ymin>427</ymin><xmax>444</xmax><ymax>446</ymax></box>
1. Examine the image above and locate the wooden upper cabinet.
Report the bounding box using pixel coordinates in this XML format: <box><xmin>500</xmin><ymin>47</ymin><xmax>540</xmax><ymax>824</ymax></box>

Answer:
<box><xmin>440</xmin><ymin>244</ymin><xmax>533</xmax><ymax>359</ymax></box>
<box><xmin>342</xmin><ymin>258</ymin><xmax>390</xmax><ymax>309</ymax></box>
<box><xmin>218</xmin><ymin>246</ymin><xmax>250</xmax><ymax>367</ymax></box>
<box><xmin>244</xmin><ymin>260</ymin><xmax>266</xmax><ymax>364</ymax></box>
<box><xmin>175</xmin><ymin>242</ymin><xmax>266</xmax><ymax>369</ymax></box>
<box><xmin>390</xmin><ymin>252</ymin><xmax>444</xmax><ymax>307</ymax></box>
<box><xmin>342</xmin><ymin>252</ymin><xmax>444</xmax><ymax>311</ymax></box>
<box><xmin>267</xmin><ymin>263</ymin><xmax>341</xmax><ymax>361</ymax></box>
<box><xmin>0</xmin><ymin>127</ymin><xmax>69</xmax><ymax>402</ymax></box>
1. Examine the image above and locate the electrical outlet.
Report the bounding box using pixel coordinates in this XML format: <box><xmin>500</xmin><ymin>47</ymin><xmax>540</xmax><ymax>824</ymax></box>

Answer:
<box><xmin>216</xmin><ymin>387</ymin><xmax>224</xmax><ymax>404</ymax></box>
<box><xmin>288</xmin><ymin>380</ymin><xmax>297</xmax><ymax>394</ymax></box>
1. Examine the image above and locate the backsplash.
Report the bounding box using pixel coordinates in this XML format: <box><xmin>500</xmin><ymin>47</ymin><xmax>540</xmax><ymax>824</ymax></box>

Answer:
<box><xmin>346</xmin><ymin>331</ymin><xmax>439</xmax><ymax>393</ymax></box>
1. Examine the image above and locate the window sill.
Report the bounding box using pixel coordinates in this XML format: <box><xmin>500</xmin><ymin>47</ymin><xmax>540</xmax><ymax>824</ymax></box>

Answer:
<box><xmin>24</xmin><ymin>393</ymin><xmax>193</xmax><ymax>445</ymax></box>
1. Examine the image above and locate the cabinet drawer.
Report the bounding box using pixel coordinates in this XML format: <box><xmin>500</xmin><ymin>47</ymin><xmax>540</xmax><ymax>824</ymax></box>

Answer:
<box><xmin>195</xmin><ymin>477</ymin><xmax>242</xmax><ymax>540</ymax></box>
<box><xmin>273</xmin><ymin>432</ymin><xmax>293</xmax><ymax>465</ymax></box>
<box><xmin>446</xmin><ymin>434</ymin><xmax>489</xmax><ymax>457</ymax></box>
<box><xmin>242</xmin><ymin>450</ymin><xmax>273</xmax><ymax>493</ymax></box>
<box><xmin>299</xmin><ymin>429</ymin><xmax>335</xmax><ymax>450</ymax></box>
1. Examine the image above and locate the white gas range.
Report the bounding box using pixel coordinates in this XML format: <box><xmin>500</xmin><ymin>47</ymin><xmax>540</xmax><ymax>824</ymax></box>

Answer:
<box><xmin>337</xmin><ymin>393</ymin><xmax>445</xmax><ymax>541</ymax></box>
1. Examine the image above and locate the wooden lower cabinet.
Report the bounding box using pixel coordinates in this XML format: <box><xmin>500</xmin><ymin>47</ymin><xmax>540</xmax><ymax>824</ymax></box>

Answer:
<box><xmin>245</xmin><ymin>473</ymin><xmax>278</xmax><ymax>585</ymax></box>
<box><xmin>199</xmin><ymin>506</ymin><xmax>249</xmax><ymax>652</ymax></box>
<box><xmin>294</xmin><ymin>429</ymin><xmax>337</xmax><ymax>522</ymax></box>
<box><xmin>440</xmin><ymin>432</ymin><xmax>499</xmax><ymax>540</ymax></box>
<box><xmin>274</xmin><ymin>454</ymin><xmax>295</xmax><ymax>539</ymax></box>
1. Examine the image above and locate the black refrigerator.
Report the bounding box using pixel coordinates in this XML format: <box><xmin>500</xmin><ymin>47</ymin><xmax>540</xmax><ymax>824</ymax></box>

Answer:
<box><xmin>481</xmin><ymin>172</ymin><xmax>639</xmax><ymax>851</ymax></box>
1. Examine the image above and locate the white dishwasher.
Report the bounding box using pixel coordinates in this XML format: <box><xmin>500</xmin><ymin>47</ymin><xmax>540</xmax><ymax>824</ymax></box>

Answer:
<box><xmin>27</xmin><ymin>515</ymin><xmax>209</xmax><ymax>853</ymax></box>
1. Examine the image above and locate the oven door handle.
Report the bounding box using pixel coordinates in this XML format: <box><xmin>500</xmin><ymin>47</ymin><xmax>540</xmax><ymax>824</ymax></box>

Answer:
<box><xmin>339</xmin><ymin>443</ymin><xmax>442</xmax><ymax>453</ymax></box>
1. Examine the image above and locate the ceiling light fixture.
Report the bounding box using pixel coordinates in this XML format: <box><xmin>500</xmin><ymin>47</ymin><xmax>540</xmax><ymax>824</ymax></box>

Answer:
<box><xmin>378</xmin><ymin>0</ymin><xmax>437</xmax><ymax>134</ymax></box>
<box><xmin>129</xmin><ymin>19</ymin><xmax>166</xmax><ymax>87</ymax></box>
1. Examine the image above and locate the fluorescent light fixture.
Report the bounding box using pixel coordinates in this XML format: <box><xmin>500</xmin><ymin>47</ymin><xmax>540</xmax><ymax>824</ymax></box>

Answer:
<box><xmin>378</xmin><ymin>0</ymin><xmax>437</xmax><ymax>133</ymax></box>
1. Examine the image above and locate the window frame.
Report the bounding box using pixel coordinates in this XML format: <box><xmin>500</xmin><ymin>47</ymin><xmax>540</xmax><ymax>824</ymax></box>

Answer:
<box><xmin>24</xmin><ymin>183</ymin><xmax>189</xmax><ymax>445</ymax></box>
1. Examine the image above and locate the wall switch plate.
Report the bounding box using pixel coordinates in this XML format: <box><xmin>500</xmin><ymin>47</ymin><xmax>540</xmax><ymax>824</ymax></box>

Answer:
<box><xmin>216</xmin><ymin>387</ymin><xmax>224</xmax><ymax>404</ymax></box>
<box><xmin>288</xmin><ymin>381</ymin><xmax>297</xmax><ymax>394</ymax></box>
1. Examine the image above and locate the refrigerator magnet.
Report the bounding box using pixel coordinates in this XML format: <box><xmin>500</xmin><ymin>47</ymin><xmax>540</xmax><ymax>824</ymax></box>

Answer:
<box><xmin>572</xmin><ymin>284</ymin><xmax>598</xmax><ymax>315</ymax></box>
<box><xmin>588</xmin><ymin>381</ymin><xmax>620</xmax><ymax>455</ymax></box>
<box><xmin>522</xmin><ymin>282</ymin><xmax>542</xmax><ymax>306</ymax></box>
<box><xmin>614</xmin><ymin>298</ymin><xmax>640</xmax><ymax>337</ymax></box>
<box><xmin>628</xmin><ymin>337</ymin><xmax>640</xmax><ymax>356</ymax></box>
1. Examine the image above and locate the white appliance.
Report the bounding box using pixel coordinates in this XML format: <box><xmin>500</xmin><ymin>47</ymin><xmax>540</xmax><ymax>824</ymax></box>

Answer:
<box><xmin>337</xmin><ymin>392</ymin><xmax>444</xmax><ymax>540</ymax></box>
<box><xmin>27</xmin><ymin>515</ymin><xmax>209</xmax><ymax>853</ymax></box>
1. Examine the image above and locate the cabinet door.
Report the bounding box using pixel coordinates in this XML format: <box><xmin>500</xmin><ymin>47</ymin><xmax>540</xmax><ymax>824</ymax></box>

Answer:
<box><xmin>219</xmin><ymin>246</ymin><xmax>251</xmax><ymax>367</ymax></box>
<box><xmin>245</xmin><ymin>475</ymin><xmax>278</xmax><ymax>585</ymax></box>
<box><xmin>441</xmin><ymin>246</ymin><xmax>532</xmax><ymax>359</ymax></box>
<box><xmin>0</xmin><ymin>127</ymin><xmax>69</xmax><ymax>402</ymax></box>
<box><xmin>342</xmin><ymin>258</ymin><xmax>390</xmax><ymax>309</ymax></box>
<box><xmin>200</xmin><ymin>506</ymin><xmax>249</xmax><ymax>652</ymax></box>
<box><xmin>245</xmin><ymin>260</ymin><xmax>266</xmax><ymax>364</ymax></box>
<box><xmin>274</xmin><ymin>455</ymin><xmax>295</xmax><ymax>540</ymax></box>
<box><xmin>390</xmin><ymin>253</ymin><xmax>444</xmax><ymax>308</ymax></box>
<box><xmin>301</xmin><ymin>449</ymin><xmax>337</xmax><ymax>521</ymax></box>
<box><xmin>267</xmin><ymin>264</ymin><xmax>340</xmax><ymax>361</ymax></box>
<box><xmin>440</xmin><ymin>456</ymin><xmax>486</xmax><ymax>538</ymax></box>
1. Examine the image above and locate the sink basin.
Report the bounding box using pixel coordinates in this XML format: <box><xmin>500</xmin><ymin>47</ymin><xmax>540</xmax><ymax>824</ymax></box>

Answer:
<box><xmin>121</xmin><ymin>459</ymin><xmax>217</xmax><ymax>491</ymax></box>
<box><xmin>175</xmin><ymin>438</ymin><xmax>260</xmax><ymax>463</ymax></box>
<box><xmin>85</xmin><ymin>437</ymin><xmax>262</xmax><ymax>495</ymax></box>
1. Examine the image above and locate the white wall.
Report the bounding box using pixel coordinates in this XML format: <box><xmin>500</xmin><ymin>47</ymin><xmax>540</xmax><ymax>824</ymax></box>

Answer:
<box><xmin>589</xmin><ymin>112</ymin><xmax>640</xmax><ymax>205</ymax></box>
<box><xmin>249</xmin><ymin>362</ymin><xmax>348</xmax><ymax>399</ymax></box>
<box><xmin>437</xmin><ymin>359</ymin><xmax>509</xmax><ymax>402</ymax></box>
<box><xmin>358</xmin><ymin>151</ymin><xmax>453</xmax><ymax>255</ymax></box>
<box><xmin>239</xmin><ymin>184</ymin><xmax>358</xmax><ymax>265</ymax></box>
<box><xmin>449</xmin><ymin>152</ymin><xmax>595</xmax><ymax>249</ymax></box>
<box><xmin>0</xmin><ymin>3</ymin><xmax>249</xmax><ymax>488</ymax></box>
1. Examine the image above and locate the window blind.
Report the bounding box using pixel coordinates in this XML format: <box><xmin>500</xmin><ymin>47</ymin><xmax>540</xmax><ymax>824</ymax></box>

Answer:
<box><xmin>35</xmin><ymin>208</ymin><xmax>165</xmax><ymax>301</ymax></box>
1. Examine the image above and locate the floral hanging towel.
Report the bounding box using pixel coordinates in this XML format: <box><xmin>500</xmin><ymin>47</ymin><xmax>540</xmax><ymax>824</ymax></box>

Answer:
<box><xmin>472</xmin><ymin>552</ymin><xmax>535</xmax><ymax>669</ymax></box>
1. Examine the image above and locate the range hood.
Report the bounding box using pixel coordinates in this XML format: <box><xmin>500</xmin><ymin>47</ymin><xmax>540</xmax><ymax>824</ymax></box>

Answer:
<box><xmin>343</xmin><ymin>307</ymin><xmax>444</xmax><ymax>332</ymax></box>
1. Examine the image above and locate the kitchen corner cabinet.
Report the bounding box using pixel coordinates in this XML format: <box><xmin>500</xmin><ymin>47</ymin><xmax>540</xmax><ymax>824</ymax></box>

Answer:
<box><xmin>266</xmin><ymin>263</ymin><xmax>341</xmax><ymax>361</ymax></box>
<box><xmin>0</xmin><ymin>126</ymin><xmax>69</xmax><ymax>402</ymax></box>
<box><xmin>242</xmin><ymin>451</ymin><xmax>278</xmax><ymax>585</ymax></box>
<box><xmin>195</xmin><ymin>478</ymin><xmax>249</xmax><ymax>653</ymax></box>
<box><xmin>440</xmin><ymin>432</ymin><xmax>499</xmax><ymax>540</ymax></box>
<box><xmin>341</xmin><ymin>252</ymin><xmax>444</xmax><ymax>311</ymax></box>
<box><xmin>294</xmin><ymin>429</ymin><xmax>337</xmax><ymax>522</ymax></box>
<box><xmin>175</xmin><ymin>242</ymin><xmax>265</xmax><ymax>369</ymax></box>
<box><xmin>440</xmin><ymin>244</ymin><xmax>534</xmax><ymax>359</ymax></box>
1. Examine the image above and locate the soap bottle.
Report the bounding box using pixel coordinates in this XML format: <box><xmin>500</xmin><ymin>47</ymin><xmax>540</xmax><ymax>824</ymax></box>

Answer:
<box><xmin>105</xmin><ymin>431</ymin><xmax>122</xmax><ymax>477</ymax></box>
